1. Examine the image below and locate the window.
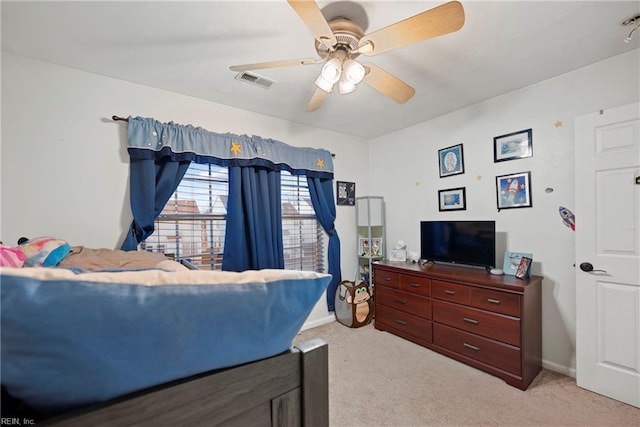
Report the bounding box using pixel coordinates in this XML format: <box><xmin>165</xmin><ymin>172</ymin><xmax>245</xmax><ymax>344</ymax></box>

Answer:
<box><xmin>143</xmin><ymin>163</ymin><xmax>324</xmax><ymax>272</ymax></box>
<box><xmin>281</xmin><ymin>172</ymin><xmax>325</xmax><ymax>271</ymax></box>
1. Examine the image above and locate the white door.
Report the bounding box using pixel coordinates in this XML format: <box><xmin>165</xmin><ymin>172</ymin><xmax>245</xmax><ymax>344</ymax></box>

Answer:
<box><xmin>575</xmin><ymin>102</ymin><xmax>640</xmax><ymax>408</ymax></box>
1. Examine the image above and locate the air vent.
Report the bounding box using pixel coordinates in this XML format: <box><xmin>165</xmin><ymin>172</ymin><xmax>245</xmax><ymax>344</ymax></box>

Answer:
<box><xmin>234</xmin><ymin>72</ymin><xmax>276</xmax><ymax>89</ymax></box>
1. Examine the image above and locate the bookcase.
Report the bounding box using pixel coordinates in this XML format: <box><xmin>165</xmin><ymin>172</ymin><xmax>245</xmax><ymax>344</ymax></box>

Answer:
<box><xmin>355</xmin><ymin>196</ymin><xmax>385</xmax><ymax>289</ymax></box>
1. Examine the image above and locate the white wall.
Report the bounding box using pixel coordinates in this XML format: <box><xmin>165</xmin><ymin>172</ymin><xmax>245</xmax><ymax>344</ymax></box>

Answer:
<box><xmin>368</xmin><ymin>49</ymin><xmax>640</xmax><ymax>375</ymax></box>
<box><xmin>0</xmin><ymin>52</ymin><xmax>369</xmax><ymax>327</ymax></box>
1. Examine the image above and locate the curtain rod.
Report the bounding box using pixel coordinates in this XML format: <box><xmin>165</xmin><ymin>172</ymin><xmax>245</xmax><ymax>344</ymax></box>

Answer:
<box><xmin>112</xmin><ymin>115</ymin><xmax>336</xmax><ymax>157</ymax></box>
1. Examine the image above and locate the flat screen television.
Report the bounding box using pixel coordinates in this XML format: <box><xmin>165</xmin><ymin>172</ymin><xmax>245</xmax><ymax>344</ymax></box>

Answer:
<box><xmin>420</xmin><ymin>220</ymin><xmax>496</xmax><ymax>268</ymax></box>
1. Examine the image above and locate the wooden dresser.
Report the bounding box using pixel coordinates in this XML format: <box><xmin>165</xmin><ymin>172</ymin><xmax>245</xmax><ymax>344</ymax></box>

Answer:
<box><xmin>373</xmin><ymin>261</ymin><xmax>542</xmax><ymax>390</ymax></box>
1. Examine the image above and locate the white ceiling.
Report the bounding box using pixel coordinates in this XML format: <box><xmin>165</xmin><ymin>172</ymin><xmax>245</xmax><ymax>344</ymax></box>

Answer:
<box><xmin>2</xmin><ymin>1</ymin><xmax>639</xmax><ymax>139</ymax></box>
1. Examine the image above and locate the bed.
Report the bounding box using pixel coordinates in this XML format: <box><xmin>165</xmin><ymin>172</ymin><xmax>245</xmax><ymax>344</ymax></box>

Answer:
<box><xmin>0</xmin><ymin>264</ymin><xmax>331</xmax><ymax>426</ymax></box>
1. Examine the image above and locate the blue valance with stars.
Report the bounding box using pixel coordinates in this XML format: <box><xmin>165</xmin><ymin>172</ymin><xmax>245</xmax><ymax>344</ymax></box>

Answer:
<box><xmin>127</xmin><ymin>116</ymin><xmax>334</xmax><ymax>178</ymax></box>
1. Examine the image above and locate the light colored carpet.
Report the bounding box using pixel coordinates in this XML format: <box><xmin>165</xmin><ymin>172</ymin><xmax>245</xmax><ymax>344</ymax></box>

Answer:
<box><xmin>295</xmin><ymin>321</ymin><xmax>640</xmax><ymax>427</ymax></box>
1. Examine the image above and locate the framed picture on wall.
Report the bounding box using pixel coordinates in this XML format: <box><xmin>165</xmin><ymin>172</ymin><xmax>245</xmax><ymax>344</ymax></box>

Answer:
<box><xmin>496</xmin><ymin>171</ymin><xmax>532</xmax><ymax>210</ymax></box>
<box><xmin>438</xmin><ymin>143</ymin><xmax>464</xmax><ymax>177</ymax></box>
<box><xmin>494</xmin><ymin>128</ymin><xmax>533</xmax><ymax>162</ymax></box>
<box><xmin>336</xmin><ymin>181</ymin><xmax>356</xmax><ymax>206</ymax></box>
<box><xmin>438</xmin><ymin>187</ymin><xmax>466</xmax><ymax>211</ymax></box>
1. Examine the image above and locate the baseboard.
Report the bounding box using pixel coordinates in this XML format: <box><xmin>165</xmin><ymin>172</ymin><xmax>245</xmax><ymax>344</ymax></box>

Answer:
<box><xmin>542</xmin><ymin>359</ymin><xmax>576</xmax><ymax>378</ymax></box>
<box><xmin>301</xmin><ymin>314</ymin><xmax>335</xmax><ymax>331</ymax></box>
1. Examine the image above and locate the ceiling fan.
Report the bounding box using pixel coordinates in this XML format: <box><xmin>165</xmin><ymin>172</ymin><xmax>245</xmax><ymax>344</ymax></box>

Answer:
<box><xmin>229</xmin><ymin>0</ymin><xmax>465</xmax><ymax>112</ymax></box>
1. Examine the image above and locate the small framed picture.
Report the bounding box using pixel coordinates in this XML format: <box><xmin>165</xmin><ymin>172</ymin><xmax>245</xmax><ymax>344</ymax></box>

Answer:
<box><xmin>370</xmin><ymin>238</ymin><xmax>383</xmax><ymax>257</ymax></box>
<box><xmin>336</xmin><ymin>181</ymin><xmax>355</xmax><ymax>206</ymax></box>
<box><xmin>496</xmin><ymin>171</ymin><xmax>532</xmax><ymax>210</ymax></box>
<box><xmin>503</xmin><ymin>251</ymin><xmax>533</xmax><ymax>275</ymax></box>
<box><xmin>438</xmin><ymin>143</ymin><xmax>464</xmax><ymax>177</ymax></box>
<box><xmin>494</xmin><ymin>128</ymin><xmax>533</xmax><ymax>162</ymax></box>
<box><xmin>358</xmin><ymin>238</ymin><xmax>369</xmax><ymax>256</ymax></box>
<box><xmin>438</xmin><ymin>187</ymin><xmax>466</xmax><ymax>211</ymax></box>
<box><xmin>515</xmin><ymin>256</ymin><xmax>533</xmax><ymax>279</ymax></box>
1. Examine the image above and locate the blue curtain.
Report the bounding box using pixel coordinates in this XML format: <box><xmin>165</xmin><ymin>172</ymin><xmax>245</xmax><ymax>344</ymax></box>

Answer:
<box><xmin>121</xmin><ymin>157</ymin><xmax>190</xmax><ymax>250</ymax></box>
<box><xmin>307</xmin><ymin>177</ymin><xmax>342</xmax><ymax>311</ymax></box>
<box><xmin>122</xmin><ymin>117</ymin><xmax>340</xmax><ymax>282</ymax></box>
<box><xmin>223</xmin><ymin>166</ymin><xmax>284</xmax><ymax>271</ymax></box>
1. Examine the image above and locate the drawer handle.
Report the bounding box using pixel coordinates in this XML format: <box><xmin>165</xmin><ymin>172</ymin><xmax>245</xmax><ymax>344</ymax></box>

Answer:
<box><xmin>444</xmin><ymin>290</ymin><xmax>456</xmax><ymax>295</ymax></box>
<box><xmin>463</xmin><ymin>342</ymin><xmax>480</xmax><ymax>351</ymax></box>
<box><xmin>394</xmin><ymin>299</ymin><xmax>407</xmax><ymax>305</ymax></box>
<box><xmin>463</xmin><ymin>317</ymin><xmax>479</xmax><ymax>325</ymax></box>
<box><xmin>487</xmin><ymin>298</ymin><xmax>501</xmax><ymax>304</ymax></box>
<box><xmin>383</xmin><ymin>276</ymin><xmax>392</xmax><ymax>281</ymax></box>
<box><xmin>395</xmin><ymin>319</ymin><xmax>408</xmax><ymax>326</ymax></box>
<box><xmin>409</xmin><ymin>283</ymin><xmax>421</xmax><ymax>288</ymax></box>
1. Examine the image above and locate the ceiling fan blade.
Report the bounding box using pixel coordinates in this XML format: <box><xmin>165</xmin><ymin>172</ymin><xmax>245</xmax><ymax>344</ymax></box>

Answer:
<box><xmin>230</xmin><ymin>57</ymin><xmax>323</xmax><ymax>72</ymax></box>
<box><xmin>362</xmin><ymin>62</ymin><xmax>415</xmax><ymax>104</ymax></box>
<box><xmin>358</xmin><ymin>1</ymin><xmax>465</xmax><ymax>56</ymax></box>
<box><xmin>287</xmin><ymin>0</ymin><xmax>337</xmax><ymax>50</ymax></box>
<box><xmin>306</xmin><ymin>88</ymin><xmax>328</xmax><ymax>112</ymax></box>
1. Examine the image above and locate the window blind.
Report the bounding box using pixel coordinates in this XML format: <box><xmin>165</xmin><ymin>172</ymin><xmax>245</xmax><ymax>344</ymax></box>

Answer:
<box><xmin>144</xmin><ymin>164</ymin><xmax>324</xmax><ymax>272</ymax></box>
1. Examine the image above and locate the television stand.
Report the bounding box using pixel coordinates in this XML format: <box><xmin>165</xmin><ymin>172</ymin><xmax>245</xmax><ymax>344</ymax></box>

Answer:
<box><xmin>373</xmin><ymin>261</ymin><xmax>542</xmax><ymax>390</ymax></box>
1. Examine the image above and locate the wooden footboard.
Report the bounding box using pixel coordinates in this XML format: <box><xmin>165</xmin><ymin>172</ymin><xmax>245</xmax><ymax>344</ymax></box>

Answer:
<box><xmin>16</xmin><ymin>338</ymin><xmax>328</xmax><ymax>426</ymax></box>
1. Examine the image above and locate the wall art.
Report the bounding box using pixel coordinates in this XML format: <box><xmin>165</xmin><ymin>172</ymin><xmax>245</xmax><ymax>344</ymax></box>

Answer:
<box><xmin>438</xmin><ymin>187</ymin><xmax>466</xmax><ymax>211</ymax></box>
<box><xmin>336</xmin><ymin>181</ymin><xmax>356</xmax><ymax>206</ymax></box>
<box><xmin>496</xmin><ymin>171</ymin><xmax>532</xmax><ymax>210</ymax></box>
<box><xmin>494</xmin><ymin>128</ymin><xmax>533</xmax><ymax>162</ymax></box>
<box><xmin>438</xmin><ymin>143</ymin><xmax>464</xmax><ymax>177</ymax></box>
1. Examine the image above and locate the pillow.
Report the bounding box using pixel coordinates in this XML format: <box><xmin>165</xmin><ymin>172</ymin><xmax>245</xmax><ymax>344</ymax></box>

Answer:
<box><xmin>19</xmin><ymin>237</ymin><xmax>71</xmax><ymax>267</ymax></box>
<box><xmin>0</xmin><ymin>245</ymin><xmax>26</xmax><ymax>267</ymax></box>
<box><xmin>0</xmin><ymin>267</ymin><xmax>331</xmax><ymax>413</ymax></box>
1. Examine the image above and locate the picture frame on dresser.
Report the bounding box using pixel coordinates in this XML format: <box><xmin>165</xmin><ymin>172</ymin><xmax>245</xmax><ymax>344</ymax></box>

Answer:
<box><xmin>515</xmin><ymin>256</ymin><xmax>533</xmax><ymax>279</ymax></box>
<box><xmin>503</xmin><ymin>251</ymin><xmax>533</xmax><ymax>276</ymax></box>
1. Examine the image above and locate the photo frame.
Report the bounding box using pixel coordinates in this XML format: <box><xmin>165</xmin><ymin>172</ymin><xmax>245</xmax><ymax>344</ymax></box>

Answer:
<box><xmin>503</xmin><ymin>251</ymin><xmax>533</xmax><ymax>276</ymax></box>
<box><xmin>370</xmin><ymin>238</ymin><xmax>383</xmax><ymax>257</ymax></box>
<box><xmin>358</xmin><ymin>238</ymin><xmax>370</xmax><ymax>256</ymax></box>
<box><xmin>496</xmin><ymin>171</ymin><xmax>532</xmax><ymax>210</ymax></box>
<box><xmin>358</xmin><ymin>238</ymin><xmax>382</xmax><ymax>257</ymax></box>
<box><xmin>494</xmin><ymin>128</ymin><xmax>533</xmax><ymax>162</ymax></box>
<box><xmin>515</xmin><ymin>256</ymin><xmax>533</xmax><ymax>279</ymax></box>
<box><xmin>438</xmin><ymin>187</ymin><xmax>466</xmax><ymax>211</ymax></box>
<box><xmin>438</xmin><ymin>143</ymin><xmax>464</xmax><ymax>177</ymax></box>
<box><xmin>336</xmin><ymin>181</ymin><xmax>356</xmax><ymax>206</ymax></box>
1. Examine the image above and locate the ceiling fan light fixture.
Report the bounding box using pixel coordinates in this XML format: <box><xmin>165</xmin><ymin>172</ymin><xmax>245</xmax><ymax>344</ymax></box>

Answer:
<box><xmin>342</xmin><ymin>59</ymin><xmax>365</xmax><ymax>84</ymax></box>
<box><xmin>320</xmin><ymin>58</ymin><xmax>342</xmax><ymax>84</ymax></box>
<box><xmin>315</xmin><ymin>74</ymin><xmax>334</xmax><ymax>93</ymax></box>
<box><xmin>338</xmin><ymin>79</ymin><xmax>357</xmax><ymax>95</ymax></box>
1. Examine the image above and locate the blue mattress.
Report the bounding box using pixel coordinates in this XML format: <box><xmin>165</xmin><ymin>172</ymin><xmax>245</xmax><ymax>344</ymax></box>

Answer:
<box><xmin>0</xmin><ymin>267</ymin><xmax>330</xmax><ymax>413</ymax></box>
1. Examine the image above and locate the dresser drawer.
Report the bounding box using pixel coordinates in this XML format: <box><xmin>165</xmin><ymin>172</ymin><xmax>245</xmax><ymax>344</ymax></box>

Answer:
<box><xmin>432</xmin><ymin>280</ymin><xmax>471</xmax><ymax>304</ymax></box>
<box><xmin>376</xmin><ymin>286</ymin><xmax>431</xmax><ymax>319</ymax></box>
<box><xmin>471</xmin><ymin>288</ymin><xmax>520</xmax><ymax>317</ymax></box>
<box><xmin>433</xmin><ymin>300</ymin><xmax>520</xmax><ymax>346</ymax></box>
<box><xmin>374</xmin><ymin>269</ymin><xmax>400</xmax><ymax>289</ymax></box>
<box><xmin>400</xmin><ymin>274</ymin><xmax>431</xmax><ymax>297</ymax></box>
<box><xmin>433</xmin><ymin>323</ymin><xmax>521</xmax><ymax>376</ymax></box>
<box><xmin>376</xmin><ymin>304</ymin><xmax>432</xmax><ymax>343</ymax></box>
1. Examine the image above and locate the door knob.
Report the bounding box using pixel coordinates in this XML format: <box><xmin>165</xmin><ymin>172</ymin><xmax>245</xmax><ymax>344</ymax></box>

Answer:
<box><xmin>579</xmin><ymin>262</ymin><xmax>607</xmax><ymax>273</ymax></box>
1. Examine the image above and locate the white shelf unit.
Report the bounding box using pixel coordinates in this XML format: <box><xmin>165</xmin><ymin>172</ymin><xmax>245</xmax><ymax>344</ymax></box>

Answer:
<box><xmin>356</xmin><ymin>196</ymin><xmax>385</xmax><ymax>289</ymax></box>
